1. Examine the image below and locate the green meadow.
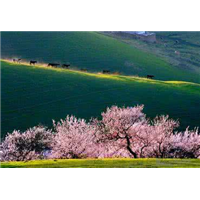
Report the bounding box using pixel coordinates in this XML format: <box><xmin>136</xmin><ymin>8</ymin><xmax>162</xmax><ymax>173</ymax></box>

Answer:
<box><xmin>1</xmin><ymin>60</ymin><xmax>200</xmax><ymax>137</ymax></box>
<box><xmin>2</xmin><ymin>158</ymin><xmax>200</xmax><ymax>168</ymax></box>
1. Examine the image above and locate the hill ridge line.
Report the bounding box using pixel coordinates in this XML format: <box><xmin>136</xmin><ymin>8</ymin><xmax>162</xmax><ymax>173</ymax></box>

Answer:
<box><xmin>1</xmin><ymin>59</ymin><xmax>200</xmax><ymax>87</ymax></box>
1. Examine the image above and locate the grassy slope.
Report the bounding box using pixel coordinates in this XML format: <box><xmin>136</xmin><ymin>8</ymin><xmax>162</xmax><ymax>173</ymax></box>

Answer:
<box><xmin>1</xmin><ymin>32</ymin><xmax>200</xmax><ymax>84</ymax></box>
<box><xmin>156</xmin><ymin>32</ymin><xmax>200</xmax><ymax>74</ymax></box>
<box><xmin>2</xmin><ymin>61</ymin><xmax>200</xmax><ymax>137</ymax></box>
<box><xmin>101</xmin><ymin>31</ymin><xmax>200</xmax><ymax>83</ymax></box>
<box><xmin>1</xmin><ymin>158</ymin><xmax>200</xmax><ymax>168</ymax></box>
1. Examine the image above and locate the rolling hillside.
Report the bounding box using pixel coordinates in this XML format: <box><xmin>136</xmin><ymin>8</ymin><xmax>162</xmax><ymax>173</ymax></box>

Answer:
<box><xmin>1</xmin><ymin>32</ymin><xmax>200</xmax><ymax>84</ymax></box>
<box><xmin>102</xmin><ymin>31</ymin><xmax>200</xmax><ymax>83</ymax></box>
<box><xmin>1</xmin><ymin>61</ymin><xmax>200</xmax><ymax>137</ymax></box>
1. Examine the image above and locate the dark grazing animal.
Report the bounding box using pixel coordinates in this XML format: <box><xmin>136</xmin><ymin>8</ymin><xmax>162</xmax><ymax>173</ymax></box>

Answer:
<box><xmin>81</xmin><ymin>68</ymin><xmax>87</xmax><ymax>72</ymax></box>
<box><xmin>30</xmin><ymin>61</ymin><xmax>37</xmax><ymax>65</ymax></box>
<box><xmin>13</xmin><ymin>59</ymin><xmax>21</xmax><ymax>63</ymax></box>
<box><xmin>48</xmin><ymin>63</ymin><xmax>60</xmax><ymax>67</ymax></box>
<box><xmin>147</xmin><ymin>75</ymin><xmax>155</xmax><ymax>79</ymax></box>
<box><xmin>62</xmin><ymin>64</ymin><xmax>70</xmax><ymax>68</ymax></box>
<box><xmin>103</xmin><ymin>70</ymin><xmax>110</xmax><ymax>74</ymax></box>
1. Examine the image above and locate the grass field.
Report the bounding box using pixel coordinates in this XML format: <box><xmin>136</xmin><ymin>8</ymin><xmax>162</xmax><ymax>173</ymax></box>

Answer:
<box><xmin>1</xmin><ymin>60</ymin><xmax>200</xmax><ymax>137</ymax></box>
<box><xmin>1</xmin><ymin>158</ymin><xmax>200</xmax><ymax>168</ymax></box>
<box><xmin>103</xmin><ymin>31</ymin><xmax>200</xmax><ymax>82</ymax></box>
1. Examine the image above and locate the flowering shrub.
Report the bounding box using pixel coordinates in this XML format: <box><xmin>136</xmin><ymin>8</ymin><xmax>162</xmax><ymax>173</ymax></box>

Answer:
<box><xmin>1</xmin><ymin>105</ymin><xmax>199</xmax><ymax>161</ymax></box>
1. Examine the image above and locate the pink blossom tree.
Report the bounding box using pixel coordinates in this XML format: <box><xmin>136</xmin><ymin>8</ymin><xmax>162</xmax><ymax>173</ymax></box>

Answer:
<box><xmin>50</xmin><ymin>116</ymin><xmax>97</xmax><ymax>159</ymax></box>
<box><xmin>92</xmin><ymin>105</ymin><xmax>147</xmax><ymax>158</ymax></box>
<box><xmin>169</xmin><ymin>128</ymin><xmax>200</xmax><ymax>158</ymax></box>
<box><xmin>146</xmin><ymin>116</ymin><xmax>180</xmax><ymax>158</ymax></box>
<box><xmin>92</xmin><ymin>106</ymin><xmax>199</xmax><ymax>159</ymax></box>
<box><xmin>0</xmin><ymin>126</ymin><xmax>53</xmax><ymax>161</ymax></box>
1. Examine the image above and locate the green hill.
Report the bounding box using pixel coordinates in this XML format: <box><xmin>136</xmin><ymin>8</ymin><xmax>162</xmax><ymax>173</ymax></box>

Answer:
<box><xmin>102</xmin><ymin>32</ymin><xmax>200</xmax><ymax>81</ymax></box>
<box><xmin>1</xmin><ymin>32</ymin><xmax>200</xmax><ymax>84</ymax></box>
<box><xmin>1</xmin><ymin>61</ymin><xmax>200</xmax><ymax>137</ymax></box>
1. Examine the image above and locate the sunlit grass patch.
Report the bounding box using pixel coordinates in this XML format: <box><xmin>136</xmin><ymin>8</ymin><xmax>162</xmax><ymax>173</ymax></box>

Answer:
<box><xmin>1</xmin><ymin>158</ymin><xmax>200</xmax><ymax>168</ymax></box>
<box><xmin>2</xmin><ymin>59</ymin><xmax>200</xmax><ymax>87</ymax></box>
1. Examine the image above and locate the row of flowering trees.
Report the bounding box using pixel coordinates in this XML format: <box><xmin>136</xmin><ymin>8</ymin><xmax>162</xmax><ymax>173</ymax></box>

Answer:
<box><xmin>1</xmin><ymin>105</ymin><xmax>200</xmax><ymax>161</ymax></box>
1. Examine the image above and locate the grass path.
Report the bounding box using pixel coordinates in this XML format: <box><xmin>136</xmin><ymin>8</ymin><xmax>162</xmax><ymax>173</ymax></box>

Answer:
<box><xmin>1</xmin><ymin>158</ymin><xmax>200</xmax><ymax>168</ymax></box>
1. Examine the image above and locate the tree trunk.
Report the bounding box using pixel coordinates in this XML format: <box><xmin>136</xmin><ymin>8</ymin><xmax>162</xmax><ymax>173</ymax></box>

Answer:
<box><xmin>125</xmin><ymin>135</ymin><xmax>137</xmax><ymax>158</ymax></box>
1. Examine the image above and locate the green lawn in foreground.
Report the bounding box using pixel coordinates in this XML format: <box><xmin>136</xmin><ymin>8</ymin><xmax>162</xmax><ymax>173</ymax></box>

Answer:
<box><xmin>1</xmin><ymin>61</ymin><xmax>200</xmax><ymax>137</ymax></box>
<box><xmin>1</xmin><ymin>159</ymin><xmax>200</xmax><ymax>168</ymax></box>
